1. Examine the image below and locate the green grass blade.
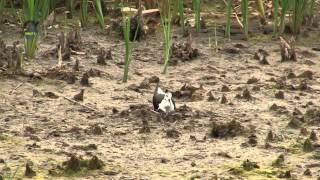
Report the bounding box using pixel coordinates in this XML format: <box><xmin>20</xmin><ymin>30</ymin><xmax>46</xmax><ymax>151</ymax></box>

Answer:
<box><xmin>80</xmin><ymin>0</ymin><xmax>88</xmax><ymax>27</ymax></box>
<box><xmin>256</xmin><ymin>0</ymin><xmax>266</xmax><ymax>24</ymax></box>
<box><xmin>273</xmin><ymin>0</ymin><xmax>279</xmax><ymax>35</ymax></box>
<box><xmin>123</xmin><ymin>17</ymin><xmax>131</xmax><ymax>83</ymax></box>
<box><xmin>279</xmin><ymin>0</ymin><xmax>288</xmax><ymax>34</ymax></box>
<box><xmin>178</xmin><ymin>0</ymin><xmax>184</xmax><ymax>32</ymax></box>
<box><xmin>193</xmin><ymin>0</ymin><xmax>201</xmax><ymax>33</ymax></box>
<box><xmin>94</xmin><ymin>0</ymin><xmax>105</xmax><ymax>30</ymax></box>
<box><xmin>241</xmin><ymin>0</ymin><xmax>249</xmax><ymax>39</ymax></box>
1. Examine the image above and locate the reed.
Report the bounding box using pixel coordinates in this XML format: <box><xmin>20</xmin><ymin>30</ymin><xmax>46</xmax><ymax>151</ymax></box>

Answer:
<box><xmin>256</xmin><ymin>0</ymin><xmax>266</xmax><ymax>24</ymax></box>
<box><xmin>49</xmin><ymin>0</ymin><xmax>56</xmax><ymax>11</ymax></box>
<box><xmin>23</xmin><ymin>0</ymin><xmax>49</xmax><ymax>58</ymax></box>
<box><xmin>308</xmin><ymin>0</ymin><xmax>316</xmax><ymax>16</ymax></box>
<box><xmin>2</xmin><ymin>163</ymin><xmax>20</xmax><ymax>180</ymax></box>
<box><xmin>94</xmin><ymin>0</ymin><xmax>105</xmax><ymax>30</ymax></box>
<box><xmin>225</xmin><ymin>0</ymin><xmax>232</xmax><ymax>39</ymax></box>
<box><xmin>161</xmin><ymin>9</ymin><xmax>173</xmax><ymax>74</ymax></box>
<box><xmin>279</xmin><ymin>0</ymin><xmax>288</xmax><ymax>34</ymax></box>
<box><xmin>80</xmin><ymin>0</ymin><xmax>88</xmax><ymax>27</ymax></box>
<box><xmin>241</xmin><ymin>0</ymin><xmax>249</xmax><ymax>39</ymax></box>
<box><xmin>193</xmin><ymin>0</ymin><xmax>201</xmax><ymax>33</ymax></box>
<box><xmin>272</xmin><ymin>0</ymin><xmax>279</xmax><ymax>35</ymax></box>
<box><xmin>122</xmin><ymin>16</ymin><xmax>132</xmax><ymax>83</ymax></box>
<box><xmin>67</xmin><ymin>0</ymin><xmax>74</xmax><ymax>18</ymax></box>
<box><xmin>178</xmin><ymin>0</ymin><xmax>185</xmax><ymax>32</ymax></box>
<box><xmin>0</xmin><ymin>0</ymin><xmax>5</xmax><ymax>12</ymax></box>
<box><xmin>291</xmin><ymin>0</ymin><xmax>308</xmax><ymax>35</ymax></box>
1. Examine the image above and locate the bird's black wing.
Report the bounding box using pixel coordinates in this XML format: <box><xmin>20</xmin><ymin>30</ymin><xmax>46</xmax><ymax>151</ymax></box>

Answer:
<box><xmin>153</xmin><ymin>94</ymin><xmax>165</xmax><ymax>111</ymax></box>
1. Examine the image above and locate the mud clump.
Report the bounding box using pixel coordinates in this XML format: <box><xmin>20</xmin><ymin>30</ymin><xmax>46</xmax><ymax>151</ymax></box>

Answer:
<box><xmin>210</xmin><ymin>120</ymin><xmax>246</xmax><ymax>138</ymax></box>
<box><xmin>80</xmin><ymin>72</ymin><xmax>90</xmax><ymax>86</ymax></box>
<box><xmin>220</xmin><ymin>94</ymin><xmax>228</xmax><ymax>104</ymax></box>
<box><xmin>64</xmin><ymin>155</ymin><xmax>81</xmax><ymax>172</ymax></box>
<box><xmin>300</xmin><ymin>127</ymin><xmax>309</xmax><ymax>136</ymax></box>
<box><xmin>25</xmin><ymin>162</ymin><xmax>36</xmax><ymax>178</ymax></box>
<box><xmin>297</xmin><ymin>70</ymin><xmax>313</xmax><ymax>80</ymax></box>
<box><xmin>303</xmin><ymin>168</ymin><xmax>312</xmax><ymax>176</ymax></box>
<box><xmin>242</xmin><ymin>159</ymin><xmax>259</xmax><ymax>171</ymax></box>
<box><xmin>73</xmin><ymin>59</ymin><xmax>80</xmax><ymax>71</ymax></box>
<box><xmin>310</xmin><ymin>131</ymin><xmax>317</xmax><ymax>141</ymax></box>
<box><xmin>279</xmin><ymin>36</ymin><xmax>296</xmax><ymax>62</ymax></box>
<box><xmin>272</xmin><ymin>154</ymin><xmax>285</xmax><ymax>167</ymax></box>
<box><xmin>139</xmin><ymin>119</ymin><xmax>150</xmax><ymax>134</ymax></box>
<box><xmin>247</xmin><ymin>134</ymin><xmax>258</xmax><ymax>147</ymax></box>
<box><xmin>266</xmin><ymin>130</ymin><xmax>275</xmax><ymax>142</ymax></box>
<box><xmin>0</xmin><ymin>40</ymin><xmax>22</xmax><ymax>72</ymax></box>
<box><xmin>222</xmin><ymin>47</ymin><xmax>240</xmax><ymax>54</ymax></box>
<box><xmin>247</xmin><ymin>77</ymin><xmax>259</xmax><ymax>84</ymax></box>
<box><xmin>278</xmin><ymin>170</ymin><xmax>291</xmax><ymax>178</ymax></box>
<box><xmin>90</xmin><ymin>124</ymin><xmax>103</xmax><ymax>135</ymax></box>
<box><xmin>173</xmin><ymin>104</ymin><xmax>194</xmax><ymax>119</ymax></box>
<box><xmin>173</xmin><ymin>84</ymin><xmax>204</xmax><ymax>101</ymax></box>
<box><xmin>303</xmin><ymin>138</ymin><xmax>314</xmax><ymax>152</ymax></box>
<box><xmin>166</xmin><ymin>128</ymin><xmax>180</xmax><ymax>138</ymax></box>
<box><xmin>288</xmin><ymin>115</ymin><xmax>304</xmax><ymax>128</ymax></box>
<box><xmin>270</xmin><ymin>103</ymin><xmax>289</xmax><ymax>114</ymax></box>
<box><xmin>128</xmin><ymin>76</ymin><xmax>160</xmax><ymax>92</ymax></box>
<box><xmin>73</xmin><ymin>89</ymin><xmax>84</xmax><ymax>101</ymax></box>
<box><xmin>304</xmin><ymin>108</ymin><xmax>320</xmax><ymax>124</ymax></box>
<box><xmin>66</xmin><ymin>29</ymin><xmax>82</xmax><ymax>51</ymax></box>
<box><xmin>275</xmin><ymin>91</ymin><xmax>285</xmax><ymax>99</ymax></box>
<box><xmin>207</xmin><ymin>91</ymin><xmax>217</xmax><ymax>101</ymax></box>
<box><xmin>63</xmin><ymin>155</ymin><xmax>104</xmax><ymax>174</ymax></box>
<box><xmin>38</xmin><ymin>67</ymin><xmax>77</xmax><ymax>84</ymax></box>
<box><xmin>44</xmin><ymin>91</ymin><xmax>59</xmax><ymax>99</ymax></box>
<box><xmin>171</xmin><ymin>34</ymin><xmax>200</xmax><ymax>62</ymax></box>
<box><xmin>254</xmin><ymin>49</ymin><xmax>269</xmax><ymax>65</ymax></box>
<box><xmin>87</xmin><ymin>156</ymin><xmax>104</xmax><ymax>170</ymax></box>
<box><xmin>236</xmin><ymin>88</ymin><xmax>253</xmax><ymax>100</ymax></box>
<box><xmin>87</xmin><ymin>68</ymin><xmax>102</xmax><ymax>77</ymax></box>
<box><xmin>97</xmin><ymin>48</ymin><xmax>112</xmax><ymax>65</ymax></box>
<box><xmin>221</xmin><ymin>85</ymin><xmax>230</xmax><ymax>92</ymax></box>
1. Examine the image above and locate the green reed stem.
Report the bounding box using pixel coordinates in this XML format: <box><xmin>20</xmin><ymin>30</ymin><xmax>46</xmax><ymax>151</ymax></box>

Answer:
<box><xmin>241</xmin><ymin>0</ymin><xmax>249</xmax><ymax>39</ymax></box>
<box><xmin>225</xmin><ymin>0</ymin><xmax>232</xmax><ymax>39</ymax></box>
<box><xmin>94</xmin><ymin>0</ymin><xmax>105</xmax><ymax>30</ymax></box>
<box><xmin>273</xmin><ymin>0</ymin><xmax>279</xmax><ymax>35</ymax></box>
<box><xmin>123</xmin><ymin>17</ymin><xmax>132</xmax><ymax>83</ymax></box>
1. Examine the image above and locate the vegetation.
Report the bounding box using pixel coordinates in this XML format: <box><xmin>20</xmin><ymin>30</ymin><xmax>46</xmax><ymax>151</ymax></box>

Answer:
<box><xmin>272</xmin><ymin>0</ymin><xmax>279</xmax><ymax>35</ymax></box>
<box><xmin>225</xmin><ymin>0</ymin><xmax>232</xmax><ymax>39</ymax></box>
<box><xmin>122</xmin><ymin>16</ymin><xmax>132</xmax><ymax>83</ymax></box>
<box><xmin>178</xmin><ymin>0</ymin><xmax>185</xmax><ymax>32</ymax></box>
<box><xmin>1</xmin><ymin>0</ymin><xmax>316</xmax><ymax>61</ymax></box>
<box><xmin>160</xmin><ymin>6</ymin><xmax>173</xmax><ymax>74</ymax></box>
<box><xmin>94</xmin><ymin>0</ymin><xmax>105</xmax><ymax>30</ymax></box>
<box><xmin>241</xmin><ymin>0</ymin><xmax>249</xmax><ymax>39</ymax></box>
<box><xmin>193</xmin><ymin>0</ymin><xmax>201</xmax><ymax>33</ymax></box>
<box><xmin>0</xmin><ymin>1</ymin><xmax>319</xmax><ymax>180</ymax></box>
<box><xmin>23</xmin><ymin>0</ymin><xmax>50</xmax><ymax>58</ymax></box>
<box><xmin>80</xmin><ymin>0</ymin><xmax>89</xmax><ymax>27</ymax></box>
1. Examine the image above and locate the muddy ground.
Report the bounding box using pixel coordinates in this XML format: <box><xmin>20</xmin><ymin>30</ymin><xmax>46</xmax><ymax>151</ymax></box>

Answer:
<box><xmin>1</xmin><ymin>7</ymin><xmax>320</xmax><ymax>180</ymax></box>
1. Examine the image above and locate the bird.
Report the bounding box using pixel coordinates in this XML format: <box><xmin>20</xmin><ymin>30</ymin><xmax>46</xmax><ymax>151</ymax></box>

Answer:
<box><xmin>152</xmin><ymin>81</ymin><xmax>175</xmax><ymax>114</ymax></box>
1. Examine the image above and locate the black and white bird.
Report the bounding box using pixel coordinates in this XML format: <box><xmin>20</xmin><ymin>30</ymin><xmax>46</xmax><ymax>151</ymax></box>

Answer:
<box><xmin>152</xmin><ymin>81</ymin><xmax>175</xmax><ymax>114</ymax></box>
